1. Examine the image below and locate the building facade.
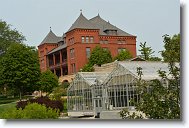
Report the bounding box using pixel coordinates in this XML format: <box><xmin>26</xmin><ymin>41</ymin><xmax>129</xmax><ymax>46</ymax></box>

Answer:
<box><xmin>38</xmin><ymin>13</ymin><xmax>137</xmax><ymax>76</ymax></box>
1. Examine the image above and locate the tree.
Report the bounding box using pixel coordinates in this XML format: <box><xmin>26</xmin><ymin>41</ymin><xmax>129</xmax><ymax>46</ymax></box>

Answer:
<box><xmin>38</xmin><ymin>70</ymin><xmax>59</xmax><ymax>94</ymax></box>
<box><xmin>114</xmin><ymin>49</ymin><xmax>133</xmax><ymax>61</ymax></box>
<box><xmin>50</xmin><ymin>82</ymin><xmax>70</xmax><ymax>100</ymax></box>
<box><xmin>81</xmin><ymin>63</ymin><xmax>94</xmax><ymax>72</ymax></box>
<box><xmin>88</xmin><ymin>45</ymin><xmax>112</xmax><ymax>66</ymax></box>
<box><xmin>120</xmin><ymin>34</ymin><xmax>180</xmax><ymax>119</ymax></box>
<box><xmin>139</xmin><ymin>42</ymin><xmax>155</xmax><ymax>60</ymax></box>
<box><xmin>0</xmin><ymin>20</ymin><xmax>25</xmax><ymax>54</ymax></box>
<box><xmin>149</xmin><ymin>57</ymin><xmax>162</xmax><ymax>61</ymax></box>
<box><xmin>0</xmin><ymin>43</ymin><xmax>40</xmax><ymax>99</ymax></box>
<box><xmin>161</xmin><ymin>34</ymin><xmax>180</xmax><ymax>62</ymax></box>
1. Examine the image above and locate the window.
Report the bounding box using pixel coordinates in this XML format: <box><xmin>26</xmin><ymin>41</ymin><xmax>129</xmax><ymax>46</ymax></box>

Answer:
<box><xmin>118</xmin><ymin>40</ymin><xmax>126</xmax><ymax>44</ymax></box>
<box><xmin>86</xmin><ymin>48</ymin><xmax>91</xmax><ymax>59</ymax></box>
<box><xmin>118</xmin><ymin>48</ymin><xmax>125</xmax><ymax>53</ymax></box>
<box><xmin>69</xmin><ymin>38</ymin><xmax>74</xmax><ymax>44</ymax></box>
<box><xmin>82</xmin><ymin>36</ymin><xmax>85</xmax><ymax>43</ymax></box>
<box><xmin>90</xmin><ymin>36</ymin><xmax>94</xmax><ymax>43</ymax></box>
<box><xmin>104</xmin><ymin>40</ymin><xmax>108</xmax><ymax>44</ymax></box>
<box><xmin>104</xmin><ymin>30</ymin><xmax>117</xmax><ymax>35</ymax></box>
<box><xmin>71</xmin><ymin>63</ymin><xmax>76</xmax><ymax>73</ymax></box>
<box><xmin>70</xmin><ymin>48</ymin><xmax>75</xmax><ymax>58</ymax></box>
<box><xmin>100</xmin><ymin>40</ymin><xmax>109</xmax><ymax>44</ymax></box>
<box><xmin>81</xmin><ymin>36</ymin><xmax>84</xmax><ymax>43</ymax></box>
<box><xmin>86</xmin><ymin>36</ymin><xmax>89</xmax><ymax>43</ymax></box>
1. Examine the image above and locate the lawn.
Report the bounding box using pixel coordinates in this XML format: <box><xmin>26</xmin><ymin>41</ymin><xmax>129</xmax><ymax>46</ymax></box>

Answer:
<box><xmin>0</xmin><ymin>97</ymin><xmax>19</xmax><ymax>105</ymax></box>
<box><xmin>0</xmin><ymin>102</ymin><xmax>16</xmax><ymax>118</ymax></box>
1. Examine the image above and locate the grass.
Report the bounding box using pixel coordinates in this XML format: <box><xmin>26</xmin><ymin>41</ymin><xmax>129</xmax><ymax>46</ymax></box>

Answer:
<box><xmin>0</xmin><ymin>98</ymin><xmax>19</xmax><ymax>105</ymax></box>
<box><xmin>0</xmin><ymin>95</ymin><xmax>34</xmax><ymax>105</ymax></box>
<box><xmin>0</xmin><ymin>102</ymin><xmax>16</xmax><ymax>117</ymax></box>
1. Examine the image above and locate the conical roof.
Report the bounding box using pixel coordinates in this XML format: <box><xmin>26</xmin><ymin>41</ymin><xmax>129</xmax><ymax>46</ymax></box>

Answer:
<box><xmin>40</xmin><ymin>30</ymin><xmax>61</xmax><ymax>45</ymax></box>
<box><xmin>89</xmin><ymin>14</ymin><xmax>134</xmax><ymax>36</ymax></box>
<box><xmin>67</xmin><ymin>13</ymin><xmax>97</xmax><ymax>32</ymax></box>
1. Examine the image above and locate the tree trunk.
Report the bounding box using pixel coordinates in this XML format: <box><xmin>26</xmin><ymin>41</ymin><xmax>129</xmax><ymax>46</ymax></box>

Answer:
<box><xmin>19</xmin><ymin>90</ymin><xmax>22</xmax><ymax>101</ymax></box>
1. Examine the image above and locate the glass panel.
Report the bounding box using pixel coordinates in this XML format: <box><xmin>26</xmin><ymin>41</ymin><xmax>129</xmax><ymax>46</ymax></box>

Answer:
<box><xmin>86</xmin><ymin>36</ymin><xmax>89</xmax><ymax>43</ymax></box>
<box><xmin>95</xmin><ymin>100</ymin><xmax>98</xmax><ymax>107</ymax></box>
<box><xmin>99</xmin><ymin>100</ymin><xmax>102</xmax><ymax>107</ymax></box>
<box><xmin>82</xmin><ymin>36</ymin><xmax>85</xmax><ymax>43</ymax></box>
<box><xmin>86</xmin><ymin>48</ymin><xmax>90</xmax><ymax>59</ymax></box>
<box><xmin>90</xmin><ymin>36</ymin><xmax>94</xmax><ymax>43</ymax></box>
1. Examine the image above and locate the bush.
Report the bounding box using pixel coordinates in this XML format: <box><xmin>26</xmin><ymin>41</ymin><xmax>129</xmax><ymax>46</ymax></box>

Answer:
<box><xmin>2</xmin><ymin>103</ymin><xmax>59</xmax><ymax>119</ymax></box>
<box><xmin>16</xmin><ymin>97</ymin><xmax>63</xmax><ymax>112</ymax></box>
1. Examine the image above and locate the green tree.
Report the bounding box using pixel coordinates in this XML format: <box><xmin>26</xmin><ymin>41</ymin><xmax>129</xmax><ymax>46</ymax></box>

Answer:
<box><xmin>0</xmin><ymin>43</ymin><xmax>40</xmax><ymax>99</ymax></box>
<box><xmin>114</xmin><ymin>49</ymin><xmax>133</xmax><ymax>61</ymax></box>
<box><xmin>120</xmin><ymin>34</ymin><xmax>180</xmax><ymax>119</ymax></box>
<box><xmin>50</xmin><ymin>82</ymin><xmax>70</xmax><ymax>100</ymax></box>
<box><xmin>81</xmin><ymin>63</ymin><xmax>94</xmax><ymax>72</ymax></box>
<box><xmin>149</xmin><ymin>57</ymin><xmax>162</xmax><ymax>61</ymax></box>
<box><xmin>161</xmin><ymin>34</ymin><xmax>180</xmax><ymax>62</ymax></box>
<box><xmin>0</xmin><ymin>20</ymin><xmax>25</xmax><ymax>54</ymax></box>
<box><xmin>38</xmin><ymin>70</ymin><xmax>59</xmax><ymax>94</ymax></box>
<box><xmin>88</xmin><ymin>45</ymin><xmax>112</xmax><ymax>66</ymax></box>
<box><xmin>139</xmin><ymin>42</ymin><xmax>155</xmax><ymax>60</ymax></box>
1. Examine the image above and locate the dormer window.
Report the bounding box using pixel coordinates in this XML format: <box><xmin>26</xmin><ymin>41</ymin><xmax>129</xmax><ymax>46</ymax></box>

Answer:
<box><xmin>104</xmin><ymin>29</ymin><xmax>117</xmax><ymax>35</ymax></box>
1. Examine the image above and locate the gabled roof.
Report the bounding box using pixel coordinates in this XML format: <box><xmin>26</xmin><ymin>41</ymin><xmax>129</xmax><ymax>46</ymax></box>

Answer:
<box><xmin>67</xmin><ymin>13</ymin><xmax>97</xmax><ymax>32</ymax></box>
<box><xmin>78</xmin><ymin>72</ymin><xmax>110</xmax><ymax>86</ymax></box>
<box><xmin>40</xmin><ymin>30</ymin><xmax>61</xmax><ymax>45</ymax></box>
<box><xmin>89</xmin><ymin>14</ymin><xmax>134</xmax><ymax>36</ymax></box>
<box><xmin>118</xmin><ymin>61</ymin><xmax>180</xmax><ymax>80</ymax></box>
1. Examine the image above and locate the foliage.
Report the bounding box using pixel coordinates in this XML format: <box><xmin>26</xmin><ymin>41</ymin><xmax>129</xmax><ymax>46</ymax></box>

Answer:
<box><xmin>50</xmin><ymin>82</ymin><xmax>70</xmax><ymax>100</ymax></box>
<box><xmin>139</xmin><ymin>42</ymin><xmax>155</xmax><ymax>60</ymax></box>
<box><xmin>161</xmin><ymin>34</ymin><xmax>180</xmax><ymax>62</ymax></box>
<box><xmin>37</xmin><ymin>70</ymin><xmax>59</xmax><ymax>93</ymax></box>
<box><xmin>0</xmin><ymin>20</ymin><xmax>25</xmax><ymax>54</ymax></box>
<box><xmin>114</xmin><ymin>49</ymin><xmax>133</xmax><ymax>61</ymax></box>
<box><xmin>0</xmin><ymin>43</ymin><xmax>40</xmax><ymax>99</ymax></box>
<box><xmin>1</xmin><ymin>103</ymin><xmax>59</xmax><ymax>119</ymax></box>
<box><xmin>16</xmin><ymin>96</ymin><xmax>63</xmax><ymax>112</ymax></box>
<box><xmin>119</xmin><ymin>108</ymin><xmax>144</xmax><ymax>119</ymax></box>
<box><xmin>149</xmin><ymin>56</ymin><xmax>162</xmax><ymax>61</ymax></box>
<box><xmin>120</xmin><ymin>34</ymin><xmax>180</xmax><ymax>119</ymax></box>
<box><xmin>81</xmin><ymin>63</ymin><xmax>94</xmax><ymax>72</ymax></box>
<box><xmin>88</xmin><ymin>45</ymin><xmax>112</xmax><ymax>66</ymax></box>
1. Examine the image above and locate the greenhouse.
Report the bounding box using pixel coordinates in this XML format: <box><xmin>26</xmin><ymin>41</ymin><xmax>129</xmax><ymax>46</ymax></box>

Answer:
<box><xmin>67</xmin><ymin>61</ymin><xmax>178</xmax><ymax>118</ymax></box>
<box><xmin>67</xmin><ymin>72</ymin><xmax>110</xmax><ymax>117</ymax></box>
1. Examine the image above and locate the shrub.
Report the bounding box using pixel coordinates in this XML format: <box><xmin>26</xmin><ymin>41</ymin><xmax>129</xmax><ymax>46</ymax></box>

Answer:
<box><xmin>16</xmin><ymin>97</ymin><xmax>63</xmax><ymax>112</ymax></box>
<box><xmin>2</xmin><ymin>103</ymin><xmax>59</xmax><ymax>119</ymax></box>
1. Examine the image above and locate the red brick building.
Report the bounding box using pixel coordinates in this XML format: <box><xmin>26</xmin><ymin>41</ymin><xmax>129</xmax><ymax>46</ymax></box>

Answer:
<box><xmin>38</xmin><ymin>13</ymin><xmax>137</xmax><ymax>77</ymax></box>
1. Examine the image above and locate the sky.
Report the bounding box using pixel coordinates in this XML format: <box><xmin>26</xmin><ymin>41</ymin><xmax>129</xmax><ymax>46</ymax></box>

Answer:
<box><xmin>0</xmin><ymin>0</ymin><xmax>180</xmax><ymax>57</ymax></box>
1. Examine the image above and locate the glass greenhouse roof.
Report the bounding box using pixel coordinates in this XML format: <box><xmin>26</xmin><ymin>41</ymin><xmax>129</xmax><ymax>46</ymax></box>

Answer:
<box><xmin>119</xmin><ymin>61</ymin><xmax>180</xmax><ymax>80</ymax></box>
<box><xmin>78</xmin><ymin>72</ymin><xmax>110</xmax><ymax>85</ymax></box>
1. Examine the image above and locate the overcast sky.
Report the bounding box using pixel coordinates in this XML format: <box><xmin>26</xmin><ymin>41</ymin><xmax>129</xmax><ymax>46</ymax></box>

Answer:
<box><xmin>0</xmin><ymin>0</ymin><xmax>179</xmax><ymax>57</ymax></box>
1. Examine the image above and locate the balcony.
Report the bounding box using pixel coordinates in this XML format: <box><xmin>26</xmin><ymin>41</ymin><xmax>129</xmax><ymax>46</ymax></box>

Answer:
<box><xmin>49</xmin><ymin>59</ymin><xmax>67</xmax><ymax>69</ymax></box>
